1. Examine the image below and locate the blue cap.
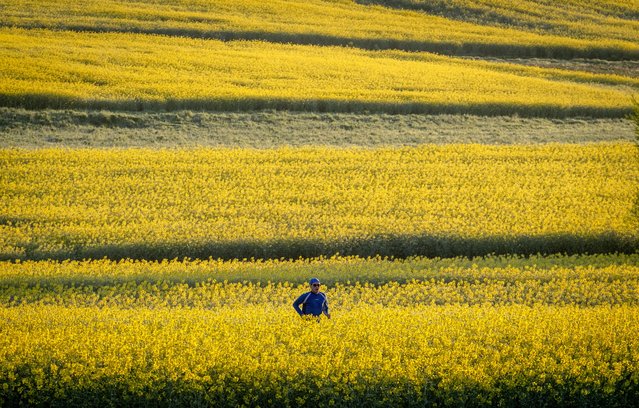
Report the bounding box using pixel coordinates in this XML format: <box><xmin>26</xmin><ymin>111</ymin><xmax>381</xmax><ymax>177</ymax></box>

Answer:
<box><xmin>309</xmin><ymin>278</ymin><xmax>320</xmax><ymax>285</ymax></box>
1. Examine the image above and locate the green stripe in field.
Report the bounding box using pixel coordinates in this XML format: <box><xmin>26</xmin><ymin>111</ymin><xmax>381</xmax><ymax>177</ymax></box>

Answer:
<box><xmin>1</xmin><ymin>109</ymin><xmax>635</xmax><ymax>148</ymax></box>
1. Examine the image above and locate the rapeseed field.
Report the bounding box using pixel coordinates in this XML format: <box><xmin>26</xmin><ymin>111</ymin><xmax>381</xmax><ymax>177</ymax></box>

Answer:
<box><xmin>2</xmin><ymin>0</ymin><xmax>638</xmax><ymax>406</ymax></box>
<box><xmin>3</xmin><ymin>0</ymin><xmax>638</xmax><ymax>58</ymax></box>
<box><xmin>1</xmin><ymin>255</ymin><xmax>638</xmax><ymax>406</ymax></box>
<box><xmin>1</xmin><ymin>144</ymin><xmax>637</xmax><ymax>260</ymax></box>
<box><xmin>0</xmin><ymin>27</ymin><xmax>636</xmax><ymax>115</ymax></box>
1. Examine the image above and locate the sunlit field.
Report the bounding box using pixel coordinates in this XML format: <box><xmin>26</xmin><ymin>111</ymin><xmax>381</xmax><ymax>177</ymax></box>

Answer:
<box><xmin>2</xmin><ymin>0</ymin><xmax>638</xmax><ymax>406</ymax></box>
<box><xmin>1</xmin><ymin>144</ymin><xmax>637</xmax><ymax>260</ymax></box>
<box><xmin>360</xmin><ymin>0</ymin><xmax>639</xmax><ymax>43</ymax></box>
<box><xmin>1</xmin><ymin>255</ymin><xmax>638</xmax><ymax>406</ymax></box>
<box><xmin>0</xmin><ymin>28</ymin><xmax>635</xmax><ymax>115</ymax></box>
<box><xmin>2</xmin><ymin>0</ymin><xmax>638</xmax><ymax>58</ymax></box>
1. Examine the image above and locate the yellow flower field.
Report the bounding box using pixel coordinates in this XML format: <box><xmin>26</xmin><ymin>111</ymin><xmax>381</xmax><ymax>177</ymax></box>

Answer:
<box><xmin>1</xmin><ymin>144</ymin><xmax>637</xmax><ymax>260</ymax></box>
<box><xmin>1</xmin><ymin>254</ymin><xmax>638</xmax><ymax>406</ymax></box>
<box><xmin>2</xmin><ymin>256</ymin><xmax>638</xmax><ymax>308</ymax></box>
<box><xmin>1</xmin><ymin>2</ymin><xmax>638</xmax><ymax>406</ymax></box>
<box><xmin>2</xmin><ymin>0</ymin><xmax>638</xmax><ymax>58</ymax></box>
<box><xmin>1</xmin><ymin>304</ymin><xmax>637</xmax><ymax>406</ymax></box>
<box><xmin>359</xmin><ymin>0</ymin><xmax>639</xmax><ymax>43</ymax></box>
<box><xmin>0</xmin><ymin>28</ymin><xmax>636</xmax><ymax>115</ymax></box>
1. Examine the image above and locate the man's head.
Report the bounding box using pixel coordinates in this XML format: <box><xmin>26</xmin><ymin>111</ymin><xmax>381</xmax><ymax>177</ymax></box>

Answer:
<box><xmin>309</xmin><ymin>278</ymin><xmax>321</xmax><ymax>293</ymax></box>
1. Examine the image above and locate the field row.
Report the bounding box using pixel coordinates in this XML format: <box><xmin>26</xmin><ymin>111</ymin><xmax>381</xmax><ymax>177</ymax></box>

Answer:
<box><xmin>1</xmin><ymin>28</ymin><xmax>637</xmax><ymax>115</ymax></box>
<box><xmin>2</xmin><ymin>258</ymin><xmax>638</xmax><ymax>308</ymax></box>
<box><xmin>3</xmin><ymin>254</ymin><xmax>635</xmax><ymax>285</ymax></box>
<box><xmin>3</xmin><ymin>0</ymin><xmax>637</xmax><ymax>59</ymax></box>
<box><xmin>2</xmin><ymin>304</ymin><xmax>637</xmax><ymax>407</ymax></box>
<box><xmin>1</xmin><ymin>144</ymin><xmax>637</xmax><ymax>260</ymax></box>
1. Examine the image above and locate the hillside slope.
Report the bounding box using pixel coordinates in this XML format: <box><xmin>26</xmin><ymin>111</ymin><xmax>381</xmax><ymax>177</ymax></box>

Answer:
<box><xmin>0</xmin><ymin>0</ymin><xmax>637</xmax><ymax>116</ymax></box>
<box><xmin>0</xmin><ymin>28</ymin><xmax>635</xmax><ymax>116</ymax></box>
<box><xmin>357</xmin><ymin>0</ymin><xmax>638</xmax><ymax>43</ymax></box>
<box><xmin>2</xmin><ymin>0</ymin><xmax>638</xmax><ymax>59</ymax></box>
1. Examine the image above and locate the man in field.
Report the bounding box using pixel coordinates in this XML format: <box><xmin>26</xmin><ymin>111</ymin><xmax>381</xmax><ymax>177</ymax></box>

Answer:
<box><xmin>293</xmin><ymin>278</ymin><xmax>331</xmax><ymax>320</ymax></box>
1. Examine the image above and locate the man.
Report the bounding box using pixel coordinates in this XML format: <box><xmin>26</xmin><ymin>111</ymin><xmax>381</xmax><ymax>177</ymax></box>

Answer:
<box><xmin>293</xmin><ymin>278</ymin><xmax>331</xmax><ymax>319</ymax></box>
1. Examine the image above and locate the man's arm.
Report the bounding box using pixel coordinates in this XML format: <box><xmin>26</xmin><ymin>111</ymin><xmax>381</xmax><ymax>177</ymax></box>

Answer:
<box><xmin>292</xmin><ymin>293</ymin><xmax>306</xmax><ymax>316</ymax></box>
<box><xmin>322</xmin><ymin>293</ymin><xmax>331</xmax><ymax>319</ymax></box>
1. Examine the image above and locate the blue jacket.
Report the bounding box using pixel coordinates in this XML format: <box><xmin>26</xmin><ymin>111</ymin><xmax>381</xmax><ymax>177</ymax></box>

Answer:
<box><xmin>293</xmin><ymin>291</ymin><xmax>329</xmax><ymax>317</ymax></box>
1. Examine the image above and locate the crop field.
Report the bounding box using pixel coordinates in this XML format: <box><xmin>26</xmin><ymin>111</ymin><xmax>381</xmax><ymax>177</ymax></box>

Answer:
<box><xmin>1</xmin><ymin>0</ymin><xmax>639</xmax><ymax>115</ymax></box>
<box><xmin>359</xmin><ymin>0</ymin><xmax>639</xmax><ymax>42</ymax></box>
<box><xmin>2</xmin><ymin>144</ymin><xmax>638</xmax><ymax>261</ymax></box>
<box><xmin>1</xmin><ymin>255</ymin><xmax>639</xmax><ymax>406</ymax></box>
<box><xmin>1</xmin><ymin>28</ymin><xmax>636</xmax><ymax>116</ymax></box>
<box><xmin>1</xmin><ymin>0</ymin><xmax>639</xmax><ymax>406</ymax></box>
<box><xmin>3</xmin><ymin>0</ymin><xmax>638</xmax><ymax>59</ymax></box>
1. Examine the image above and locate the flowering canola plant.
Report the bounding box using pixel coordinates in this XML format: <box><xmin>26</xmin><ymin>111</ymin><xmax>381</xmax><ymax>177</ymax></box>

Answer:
<box><xmin>2</xmin><ymin>2</ymin><xmax>638</xmax><ymax>405</ymax></box>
